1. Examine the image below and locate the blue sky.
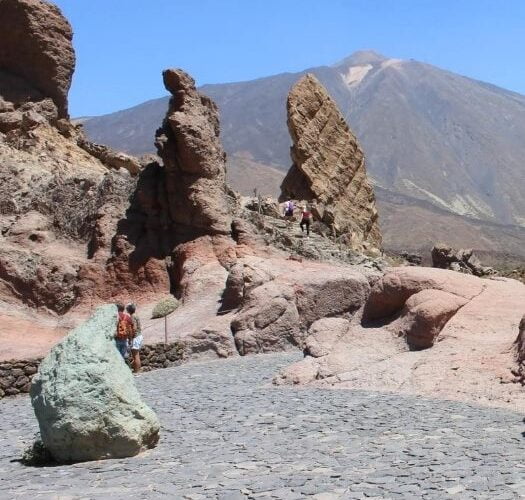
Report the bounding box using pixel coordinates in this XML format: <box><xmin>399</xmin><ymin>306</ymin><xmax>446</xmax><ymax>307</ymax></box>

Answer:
<box><xmin>52</xmin><ymin>0</ymin><xmax>525</xmax><ymax>117</ymax></box>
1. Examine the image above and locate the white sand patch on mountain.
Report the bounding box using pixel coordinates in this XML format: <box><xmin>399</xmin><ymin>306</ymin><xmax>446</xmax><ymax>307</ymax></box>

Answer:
<box><xmin>341</xmin><ymin>64</ymin><xmax>372</xmax><ymax>87</ymax></box>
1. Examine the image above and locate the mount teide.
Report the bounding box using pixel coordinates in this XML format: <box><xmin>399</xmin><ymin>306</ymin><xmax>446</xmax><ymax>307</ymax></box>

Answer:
<box><xmin>83</xmin><ymin>50</ymin><xmax>525</xmax><ymax>259</ymax></box>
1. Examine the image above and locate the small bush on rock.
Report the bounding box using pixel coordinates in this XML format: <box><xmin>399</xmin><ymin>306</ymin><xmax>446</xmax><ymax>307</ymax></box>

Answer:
<box><xmin>151</xmin><ymin>296</ymin><xmax>179</xmax><ymax>319</ymax></box>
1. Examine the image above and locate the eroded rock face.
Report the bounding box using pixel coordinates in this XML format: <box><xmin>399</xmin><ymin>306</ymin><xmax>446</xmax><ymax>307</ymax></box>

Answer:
<box><xmin>30</xmin><ymin>305</ymin><xmax>160</xmax><ymax>463</ymax></box>
<box><xmin>155</xmin><ymin>69</ymin><xmax>232</xmax><ymax>239</ymax></box>
<box><xmin>280</xmin><ymin>74</ymin><xmax>381</xmax><ymax>253</ymax></box>
<box><xmin>228</xmin><ymin>255</ymin><xmax>374</xmax><ymax>355</ymax></box>
<box><xmin>275</xmin><ymin>267</ymin><xmax>525</xmax><ymax>411</ymax></box>
<box><xmin>0</xmin><ymin>123</ymin><xmax>137</xmax><ymax>312</ymax></box>
<box><xmin>0</xmin><ymin>0</ymin><xmax>75</xmax><ymax>118</ymax></box>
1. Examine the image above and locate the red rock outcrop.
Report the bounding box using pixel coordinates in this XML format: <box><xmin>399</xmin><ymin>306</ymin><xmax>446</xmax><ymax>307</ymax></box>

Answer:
<box><xmin>276</xmin><ymin>267</ymin><xmax>525</xmax><ymax>410</ymax></box>
<box><xmin>0</xmin><ymin>0</ymin><xmax>75</xmax><ymax>119</ymax></box>
<box><xmin>227</xmin><ymin>255</ymin><xmax>373</xmax><ymax>355</ymax></box>
<box><xmin>280</xmin><ymin>74</ymin><xmax>381</xmax><ymax>253</ymax></box>
<box><xmin>103</xmin><ymin>69</ymin><xmax>236</xmax><ymax>299</ymax></box>
<box><xmin>0</xmin><ymin>0</ymin><xmax>149</xmax><ymax>314</ymax></box>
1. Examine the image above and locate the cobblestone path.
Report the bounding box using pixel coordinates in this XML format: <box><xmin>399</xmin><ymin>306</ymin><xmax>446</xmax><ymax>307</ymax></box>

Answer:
<box><xmin>1</xmin><ymin>353</ymin><xmax>525</xmax><ymax>499</ymax></box>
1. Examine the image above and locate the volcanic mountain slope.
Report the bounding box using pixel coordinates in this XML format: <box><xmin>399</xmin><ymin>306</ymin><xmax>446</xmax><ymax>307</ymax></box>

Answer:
<box><xmin>84</xmin><ymin>50</ymin><xmax>525</xmax><ymax>232</ymax></box>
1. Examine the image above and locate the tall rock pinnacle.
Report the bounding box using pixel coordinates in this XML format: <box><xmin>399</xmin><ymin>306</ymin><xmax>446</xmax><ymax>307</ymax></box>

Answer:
<box><xmin>155</xmin><ymin>68</ymin><xmax>232</xmax><ymax>238</ymax></box>
<box><xmin>280</xmin><ymin>73</ymin><xmax>382</xmax><ymax>253</ymax></box>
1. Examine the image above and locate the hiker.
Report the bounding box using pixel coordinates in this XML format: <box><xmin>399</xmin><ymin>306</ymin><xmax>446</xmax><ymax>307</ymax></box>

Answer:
<box><xmin>115</xmin><ymin>302</ymin><xmax>132</xmax><ymax>359</ymax></box>
<box><xmin>283</xmin><ymin>199</ymin><xmax>295</xmax><ymax>218</ymax></box>
<box><xmin>126</xmin><ymin>303</ymin><xmax>143</xmax><ymax>373</ymax></box>
<box><xmin>300</xmin><ymin>205</ymin><xmax>312</xmax><ymax>237</ymax></box>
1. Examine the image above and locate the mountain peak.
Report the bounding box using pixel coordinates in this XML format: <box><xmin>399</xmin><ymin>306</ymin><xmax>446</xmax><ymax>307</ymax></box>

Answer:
<box><xmin>334</xmin><ymin>50</ymin><xmax>389</xmax><ymax>68</ymax></box>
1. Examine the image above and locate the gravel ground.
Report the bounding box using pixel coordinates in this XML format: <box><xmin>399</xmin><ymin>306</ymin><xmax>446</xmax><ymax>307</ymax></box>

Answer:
<box><xmin>1</xmin><ymin>352</ymin><xmax>524</xmax><ymax>499</ymax></box>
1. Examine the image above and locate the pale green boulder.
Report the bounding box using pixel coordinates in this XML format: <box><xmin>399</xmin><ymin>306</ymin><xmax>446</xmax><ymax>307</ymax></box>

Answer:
<box><xmin>30</xmin><ymin>304</ymin><xmax>160</xmax><ymax>463</ymax></box>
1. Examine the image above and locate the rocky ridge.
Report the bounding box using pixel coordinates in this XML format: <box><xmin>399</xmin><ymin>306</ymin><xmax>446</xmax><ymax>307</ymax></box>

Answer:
<box><xmin>280</xmin><ymin>74</ymin><xmax>381</xmax><ymax>254</ymax></box>
<box><xmin>431</xmin><ymin>243</ymin><xmax>495</xmax><ymax>277</ymax></box>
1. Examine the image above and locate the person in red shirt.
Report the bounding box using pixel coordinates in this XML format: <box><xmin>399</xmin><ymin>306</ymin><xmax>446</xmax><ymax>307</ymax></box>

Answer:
<box><xmin>300</xmin><ymin>205</ymin><xmax>312</xmax><ymax>237</ymax></box>
<box><xmin>115</xmin><ymin>303</ymin><xmax>132</xmax><ymax>359</ymax></box>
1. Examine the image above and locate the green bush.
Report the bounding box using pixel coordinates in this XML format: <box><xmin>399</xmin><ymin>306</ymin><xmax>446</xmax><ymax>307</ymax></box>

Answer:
<box><xmin>151</xmin><ymin>296</ymin><xmax>179</xmax><ymax>319</ymax></box>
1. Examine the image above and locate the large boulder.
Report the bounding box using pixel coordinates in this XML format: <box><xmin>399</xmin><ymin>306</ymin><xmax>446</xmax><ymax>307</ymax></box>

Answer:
<box><xmin>229</xmin><ymin>256</ymin><xmax>373</xmax><ymax>355</ymax></box>
<box><xmin>279</xmin><ymin>73</ymin><xmax>381</xmax><ymax>253</ymax></box>
<box><xmin>30</xmin><ymin>304</ymin><xmax>160</xmax><ymax>463</ymax></box>
<box><xmin>393</xmin><ymin>288</ymin><xmax>468</xmax><ymax>349</ymax></box>
<box><xmin>0</xmin><ymin>0</ymin><xmax>75</xmax><ymax>118</ymax></box>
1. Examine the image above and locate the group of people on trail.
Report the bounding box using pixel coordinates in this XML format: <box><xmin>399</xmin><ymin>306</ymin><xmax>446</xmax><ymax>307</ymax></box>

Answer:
<box><xmin>115</xmin><ymin>303</ymin><xmax>143</xmax><ymax>373</ymax></box>
<box><xmin>283</xmin><ymin>200</ymin><xmax>313</xmax><ymax>237</ymax></box>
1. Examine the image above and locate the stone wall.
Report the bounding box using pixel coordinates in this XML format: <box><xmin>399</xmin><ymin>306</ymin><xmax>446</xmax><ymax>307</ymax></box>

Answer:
<box><xmin>0</xmin><ymin>341</ymin><xmax>184</xmax><ymax>400</ymax></box>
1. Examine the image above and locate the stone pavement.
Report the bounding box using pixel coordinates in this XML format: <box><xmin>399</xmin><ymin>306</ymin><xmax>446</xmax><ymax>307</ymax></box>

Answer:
<box><xmin>1</xmin><ymin>352</ymin><xmax>524</xmax><ymax>499</ymax></box>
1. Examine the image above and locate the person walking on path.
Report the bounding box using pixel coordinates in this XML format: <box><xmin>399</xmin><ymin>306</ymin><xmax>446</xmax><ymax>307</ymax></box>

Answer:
<box><xmin>115</xmin><ymin>303</ymin><xmax>132</xmax><ymax>359</ymax></box>
<box><xmin>300</xmin><ymin>205</ymin><xmax>312</xmax><ymax>237</ymax></box>
<box><xmin>283</xmin><ymin>200</ymin><xmax>295</xmax><ymax>219</ymax></box>
<box><xmin>127</xmin><ymin>303</ymin><xmax>143</xmax><ymax>373</ymax></box>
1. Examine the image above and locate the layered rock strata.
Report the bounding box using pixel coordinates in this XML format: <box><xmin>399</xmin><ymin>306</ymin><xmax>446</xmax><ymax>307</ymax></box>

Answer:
<box><xmin>280</xmin><ymin>74</ymin><xmax>381</xmax><ymax>253</ymax></box>
<box><xmin>30</xmin><ymin>305</ymin><xmax>160</xmax><ymax>462</ymax></box>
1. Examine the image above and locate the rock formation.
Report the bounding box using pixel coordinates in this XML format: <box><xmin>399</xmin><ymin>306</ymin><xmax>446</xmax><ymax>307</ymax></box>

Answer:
<box><xmin>155</xmin><ymin>69</ymin><xmax>232</xmax><ymax>239</ymax></box>
<box><xmin>0</xmin><ymin>0</ymin><xmax>75</xmax><ymax>119</ymax></box>
<box><xmin>275</xmin><ymin>267</ymin><xmax>525</xmax><ymax>410</ymax></box>
<box><xmin>0</xmin><ymin>0</ymin><xmax>160</xmax><ymax>315</ymax></box>
<box><xmin>280</xmin><ymin>74</ymin><xmax>381</xmax><ymax>253</ymax></box>
<box><xmin>431</xmin><ymin>243</ymin><xmax>494</xmax><ymax>277</ymax></box>
<box><xmin>2</xmin><ymin>1</ymin><xmax>525</xmax><ymax>417</ymax></box>
<box><xmin>102</xmin><ymin>68</ymin><xmax>237</xmax><ymax>300</ymax></box>
<box><xmin>226</xmin><ymin>254</ymin><xmax>375</xmax><ymax>355</ymax></box>
<box><xmin>30</xmin><ymin>304</ymin><xmax>160</xmax><ymax>463</ymax></box>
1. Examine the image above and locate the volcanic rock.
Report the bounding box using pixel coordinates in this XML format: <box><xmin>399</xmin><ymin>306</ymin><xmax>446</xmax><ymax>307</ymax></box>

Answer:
<box><xmin>0</xmin><ymin>0</ymin><xmax>75</xmax><ymax>118</ymax></box>
<box><xmin>279</xmin><ymin>74</ymin><xmax>381</xmax><ymax>253</ymax></box>
<box><xmin>30</xmin><ymin>304</ymin><xmax>160</xmax><ymax>463</ymax></box>
<box><xmin>155</xmin><ymin>68</ymin><xmax>232</xmax><ymax>238</ymax></box>
<box><xmin>276</xmin><ymin>267</ymin><xmax>525</xmax><ymax>410</ymax></box>
<box><xmin>517</xmin><ymin>315</ymin><xmax>525</xmax><ymax>363</ymax></box>
<box><xmin>514</xmin><ymin>315</ymin><xmax>525</xmax><ymax>385</ymax></box>
<box><xmin>31</xmin><ymin>305</ymin><xmax>159</xmax><ymax>462</ymax></box>
<box><xmin>431</xmin><ymin>243</ymin><xmax>494</xmax><ymax>277</ymax></box>
<box><xmin>304</xmin><ymin>317</ymin><xmax>350</xmax><ymax>358</ymax></box>
<box><xmin>394</xmin><ymin>288</ymin><xmax>468</xmax><ymax>349</ymax></box>
<box><xmin>228</xmin><ymin>255</ymin><xmax>374</xmax><ymax>355</ymax></box>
